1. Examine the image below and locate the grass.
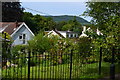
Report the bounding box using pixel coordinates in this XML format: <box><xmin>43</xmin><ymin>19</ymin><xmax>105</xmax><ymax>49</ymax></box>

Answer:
<box><xmin>2</xmin><ymin>61</ymin><xmax>120</xmax><ymax>79</ymax></box>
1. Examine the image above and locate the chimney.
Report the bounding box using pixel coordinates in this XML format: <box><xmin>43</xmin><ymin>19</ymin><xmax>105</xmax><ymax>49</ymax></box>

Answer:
<box><xmin>83</xmin><ymin>26</ymin><xmax>86</xmax><ymax>32</ymax></box>
<box><xmin>82</xmin><ymin>26</ymin><xmax>86</xmax><ymax>34</ymax></box>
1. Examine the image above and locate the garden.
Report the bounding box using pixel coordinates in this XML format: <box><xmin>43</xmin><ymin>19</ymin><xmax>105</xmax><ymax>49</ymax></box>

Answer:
<box><xmin>2</xmin><ymin>32</ymin><xmax>120</xmax><ymax>79</ymax></box>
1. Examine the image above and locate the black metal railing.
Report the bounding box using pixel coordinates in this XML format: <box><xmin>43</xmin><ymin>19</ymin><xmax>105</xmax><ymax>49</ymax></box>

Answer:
<box><xmin>2</xmin><ymin>45</ymin><xmax>120</xmax><ymax>80</ymax></box>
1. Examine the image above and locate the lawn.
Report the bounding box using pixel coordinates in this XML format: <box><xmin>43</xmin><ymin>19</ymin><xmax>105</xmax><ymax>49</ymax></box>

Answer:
<box><xmin>2</xmin><ymin>61</ymin><xmax>120</xmax><ymax>79</ymax></box>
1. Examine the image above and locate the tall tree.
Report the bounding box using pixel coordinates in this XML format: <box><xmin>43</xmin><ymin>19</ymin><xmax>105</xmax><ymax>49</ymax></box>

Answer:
<box><xmin>56</xmin><ymin>21</ymin><xmax>67</xmax><ymax>30</ymax></box>
<box><xmin>83</xmin><ymin>2</ymin><xmax>120</xmax><ymax>31</ymax></box>
<box><xmin>23</xmin><ymin>12</ymin><xmax>56</xmax><ymax>34</ymax></box>
<box><xmin>83</xmin><ymin>1</ymin><xmax>120</xmax><ymax>62</ymax></box>
<box><xmin>83</xmin><ymin>2</ymin><xmax>120</xmax><ymax>45</ymax></box>
<box><xmin>61</xmin><ymin>16</ymin><xmax>82</xmax><ymax>33</ymax></box>
<box><xmin>22</xmin><ymin>12</ymin><xmax>38</xmax><ymax>33</ymax></box>
<box><xmin>2</xmin><ymin>2</ymin><xmax>24</xmax><ymax>22</ymax></box>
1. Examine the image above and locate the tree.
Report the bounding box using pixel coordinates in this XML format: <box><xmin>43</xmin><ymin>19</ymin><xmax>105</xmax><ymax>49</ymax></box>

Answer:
<box><xmin>72</xmin><ymin>16</ymin><xmax>82</xmax><ymax>33</ymax></box>
<box><xmin>83</xmin><ymin>2</ymin><xmax>120</xmax><ymax>31</ymax></box>
<box><xmin>61</xmin><ymin>24</ymin><xmax>72</xmax><ymax>31</ymax></box>
<box><xmin>22</xmin><ymin>12</ymin><xmax>40</xmax><ymax>34</ymax></box>
<box><xmin>23</xmin><ymin>12</ymin><xmax>56</xmax><ymax>34</ymax></box>
<box><xmin>2</xmin><ymin>2</ymin><xmax>24</xmax><ymax>22</ymax></box>
<box><xmin>61</xmin><ymin>16</ymin><xmax>82</xmax><ymax>33</ymax></box>
<box><xmin>83</xmin><ymin>1</ymin><xmax>120</xmax><ymax>62</ymax></box>
<box><xmin>1</xmin><ymin>32</ymin><xmax>12</xmax><ymax>67</ymax></box>
<box><xmin>56</xmin><ymin>21</ymin><xmax>67</xmax><ymax>30</ymax></box>
<box><xmin>28</xmin><ymin>32</ymin><xmax>56</xmax><ymax>55</ymax></box>
<box><xmin>83</xmin><ymin>2</ymin><xmax>120</xmax><ymax>46</ymax></box>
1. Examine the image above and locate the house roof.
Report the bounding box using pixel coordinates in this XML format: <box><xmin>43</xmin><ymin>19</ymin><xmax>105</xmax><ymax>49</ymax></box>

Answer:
<box><xmin>11</xmin><ymin>22</ymin><xmax>35</xmax><ymax>37</ymax></box>
<box><xmin>54</xmin><ymin>30</ymin><xmax>65</xmax><ymax>38</ymax></box>
<box><xmin>45</xmin><ymin>30</ymin><xmax>65</xmax><ymax>38</ymax></box>
<box><xmin>0</xmin><ymin>22</ymin><xmax>35</xmax><ymax>36</ymax></box>
<box><xmin>0</xmin><ymin>22</ymin><xmax>23</xmax><ymax>35</ymax></box>
<box><xmin>45</xmin><ymin>30</ymin><xmax>79</xmax><ymax>38</ymax></box>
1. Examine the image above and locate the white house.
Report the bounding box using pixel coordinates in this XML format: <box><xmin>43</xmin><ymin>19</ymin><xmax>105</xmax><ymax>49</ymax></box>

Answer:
<box><xmin>79</xmin><ymin>26</ymin><xmax>103</xmax><ymax>38</ymax></box>
<box><xmin>0</xmin><ymin>22</ymin><xmax>34</xmax><ymax>45</ymax></box>
<box><xmin>45</xmin><ymin>30</ymin><xmax>79</xmax><ymax>38</ymax></box>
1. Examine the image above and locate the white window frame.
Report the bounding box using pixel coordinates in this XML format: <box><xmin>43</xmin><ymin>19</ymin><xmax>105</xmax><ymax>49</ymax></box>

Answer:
<box><xmin>19</xmin><ymin>34</ymin><xmax>23</xmax><ymax>40</ymax></box>
<box><xmin>19</xmin><ymin>33</ymin><xmax>26</xmax><ymax>39</ymax></box>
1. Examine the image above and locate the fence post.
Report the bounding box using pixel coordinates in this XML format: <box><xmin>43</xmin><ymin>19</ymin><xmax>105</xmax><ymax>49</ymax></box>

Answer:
<box><xmin>28</xmin><ymin>50</ymin><xmax>30</xmax><ymax>80</ymax></box>
<box><xmin>110</xmin><ymin>47</ymin><xmax>115</xmax><ymax>80</ymax></box>
<box><xmin>99</xmin><ymin>47</ymin><xmax>102</xmax><ymax>75</ymax></box>
<box><xmin>70</xmin><ymin>49</ymin><xmax>73</xmax><ymax>79</ymax></box>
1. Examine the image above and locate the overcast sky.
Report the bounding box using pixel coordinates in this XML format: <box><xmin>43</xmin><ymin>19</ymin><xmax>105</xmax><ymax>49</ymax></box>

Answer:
<box><xmin>21</xmin><ymin>2</ymin><xmax>92</xmax><ymax>22</ymax></box>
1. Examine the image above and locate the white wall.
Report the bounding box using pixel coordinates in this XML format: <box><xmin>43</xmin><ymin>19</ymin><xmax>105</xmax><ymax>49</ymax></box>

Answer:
<box><xmin>12</xmin><ymin>25</ymin><xmax>34</xmax><ymax>45</ymax></box>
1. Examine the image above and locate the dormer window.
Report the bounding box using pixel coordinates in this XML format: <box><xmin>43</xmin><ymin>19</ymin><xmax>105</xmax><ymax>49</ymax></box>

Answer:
<box><xmin>19</xmin><ymin>34</ymin><xmax>26</xmax><ymax>44</ymax></box>
<box><xmin>19</xmin><ymin>34</ymin><xmax>23</xmax><ymax>39</ymax></box>
<box><xmin>19</xmin><ymin>34</ymin><xmax>26</xmax><ymax>39</ymax></box>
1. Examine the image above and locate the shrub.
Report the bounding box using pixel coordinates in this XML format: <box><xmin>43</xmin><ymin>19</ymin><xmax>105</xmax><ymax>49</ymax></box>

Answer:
<box><xmin>11</xmin><ymin>45</ymin><xmax>28</xmax><ymax>66</ymax></box>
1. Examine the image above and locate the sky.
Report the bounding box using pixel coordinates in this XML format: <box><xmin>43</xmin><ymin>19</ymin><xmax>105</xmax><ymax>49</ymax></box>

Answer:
<box><xmin>21</xmin><ymin>2</ymin><xmax>92</xmax><ymax>22</ymax></box>
<box><xmin>20</xmin><ymin>0</ymin><xmax>88</xmax><ymax>2</ymax></box>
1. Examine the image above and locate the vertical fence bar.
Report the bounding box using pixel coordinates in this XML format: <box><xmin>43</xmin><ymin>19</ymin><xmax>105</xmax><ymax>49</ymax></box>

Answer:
<box><xmin>4</xmin><ymin>32</ymin><xmax>8</xmax><ymax>78</ymax></box>
<box><xmin>28</xmin><ymin>50</ymin><xmax>30</xmax><ymax>80</ymax></box>
<box><xmin>70</xmin><ymin>49</ymin><xmax>73</xmax><ymax>79</ymax></box>
<box><xmin>110</xmin><ymin>47</ymin><xmax>115</xmax><ymax>80</ymax></box>
<box><xmin>99</xmin><ymin>47</ymin><xmax>102</xmax><ymax>75</ymax></box>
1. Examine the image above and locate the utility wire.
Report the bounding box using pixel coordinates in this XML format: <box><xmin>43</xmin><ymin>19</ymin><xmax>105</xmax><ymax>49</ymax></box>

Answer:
<box><xmin>24</xmin><ymin>7</ymin><xmax>52</xmax><ymax>16</ymax></box>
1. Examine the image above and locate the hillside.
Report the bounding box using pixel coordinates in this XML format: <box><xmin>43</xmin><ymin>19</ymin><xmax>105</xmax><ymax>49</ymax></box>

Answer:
<box><xmin>44</xmin><ymin>15</ymin><xmax>91</xmax><ymax>25</ymax></box>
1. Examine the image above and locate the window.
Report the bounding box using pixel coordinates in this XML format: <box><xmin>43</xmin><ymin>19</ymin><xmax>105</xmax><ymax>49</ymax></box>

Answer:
<box><xmin>69</xmin><ymin>34</ymin><xmax>71</xmax><ymax>38</ymax></box>
<box><xmin>19</xmin><ymin>34</ymin><xmax>23</xmax><ymax>39</ymax></box>
<box><xmin>70</xmin><ymin>34</ymin><xmax>73</xmax><ymax>38</ymax></box>
<box><xmin>19</xmin><ymin>34</ymin><xmax>26</xmax><ymax>44</ymax></box>
<box><xmin>23</xmin><ymin>34</ymin><xmax>26</xmax><ymax>44</ymax></box>
<box><xmin>19</xmin><ymin>34</ymin><xmax>26</xmax><ymax>39</ymax></box>
<box><xmin>73</xmin><ymin>34</ymin><xmax>75</xmax><ymax>37</ymax></box>
<box><xmin>23</xmin><ymin>34</ymin><xmax>26</xmax><ymax>39</ymax></box>
<box><xmin>76</xmin><ymin>34</ymin><xmax>78</xmax><ymax>37</ymax></box>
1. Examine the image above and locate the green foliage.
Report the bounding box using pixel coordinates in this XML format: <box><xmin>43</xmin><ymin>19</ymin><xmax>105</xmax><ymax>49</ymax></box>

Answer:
<box><xmin>55</xmin><ymin>21</ymin><xmax>67</xmax><ymax>30</ymax></box>
<box><xmin>28</xmin><ymin>32</ymin><xmax>53</xmax><ymax>55</ymax></box>
<box><xmin>23</xmin><ymin>12</ymin><xmax>56</xmax><ymax>34</ymax></box>
<box><xmin>83</xmin><ymin>2</ymin><xmax>120</xmax><ymax>46</ymax></box>
<box><xmin>78</xmin><ymin>37</ymin><xmax>99</xmax><ymax>63</ymax></box>
<box><xmin>23</xmin><ymin>12</ymin><xmax>84</xmax><ymax>34</ymax></box>
<box><xmin>61</xmin><ymin>24</ymin><xmax>72</xmax><ymax>31</ymax></box>
<box><xmin>28</xmin><ymin>32</ymin><xmax>81</xmax><ymax>65</ymax></box>
<box><xmin>11</xmin><ymin>45</ymin><xmax>28</xmax><ymax>66</ymax></box>
<box><xmin>60</xmin><ymin>17</ymin><xmax>82</xmax><ymax>33</ymax></box>
<box><xmin>28</xmin><ymin>31</ymin><xmax>100</xmax><ymax>65</ymax></box>
<box><xmin>1</xmin><ymin>32</ymin><xmax>11</xmax><ymax>40</ymax></box>
<box><xmin>2</xmin><ymin>2</ymin><xmax>24</xmax><ymax>22</ymax></box>
<box><xmin>45</xmin><ymin>15</ymin><xmax>90</xmax><ymax>25</ymax></box>
<box><xmin>83</xmin><ymin>2</ymin><xmax>120</xmax><ymax>62</ymax></box>
<box><xmin>2</xmin><ymin>32</ymin><xmax>12</xmax><ymax>61</ymax></box>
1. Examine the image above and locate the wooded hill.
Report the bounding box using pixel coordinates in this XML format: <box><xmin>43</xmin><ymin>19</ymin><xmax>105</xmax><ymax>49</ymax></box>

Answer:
<box><xmin>44</xmin><ymin>15</ymin><xmax>90</xmax><ymax>25</ymax></box>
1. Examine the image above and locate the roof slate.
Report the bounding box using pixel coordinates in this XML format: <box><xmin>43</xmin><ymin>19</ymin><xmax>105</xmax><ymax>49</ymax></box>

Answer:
<box><xmin>0</xmin><ymin>22</ymin><xmax>23</xmax><ymax>35</ymax></box>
